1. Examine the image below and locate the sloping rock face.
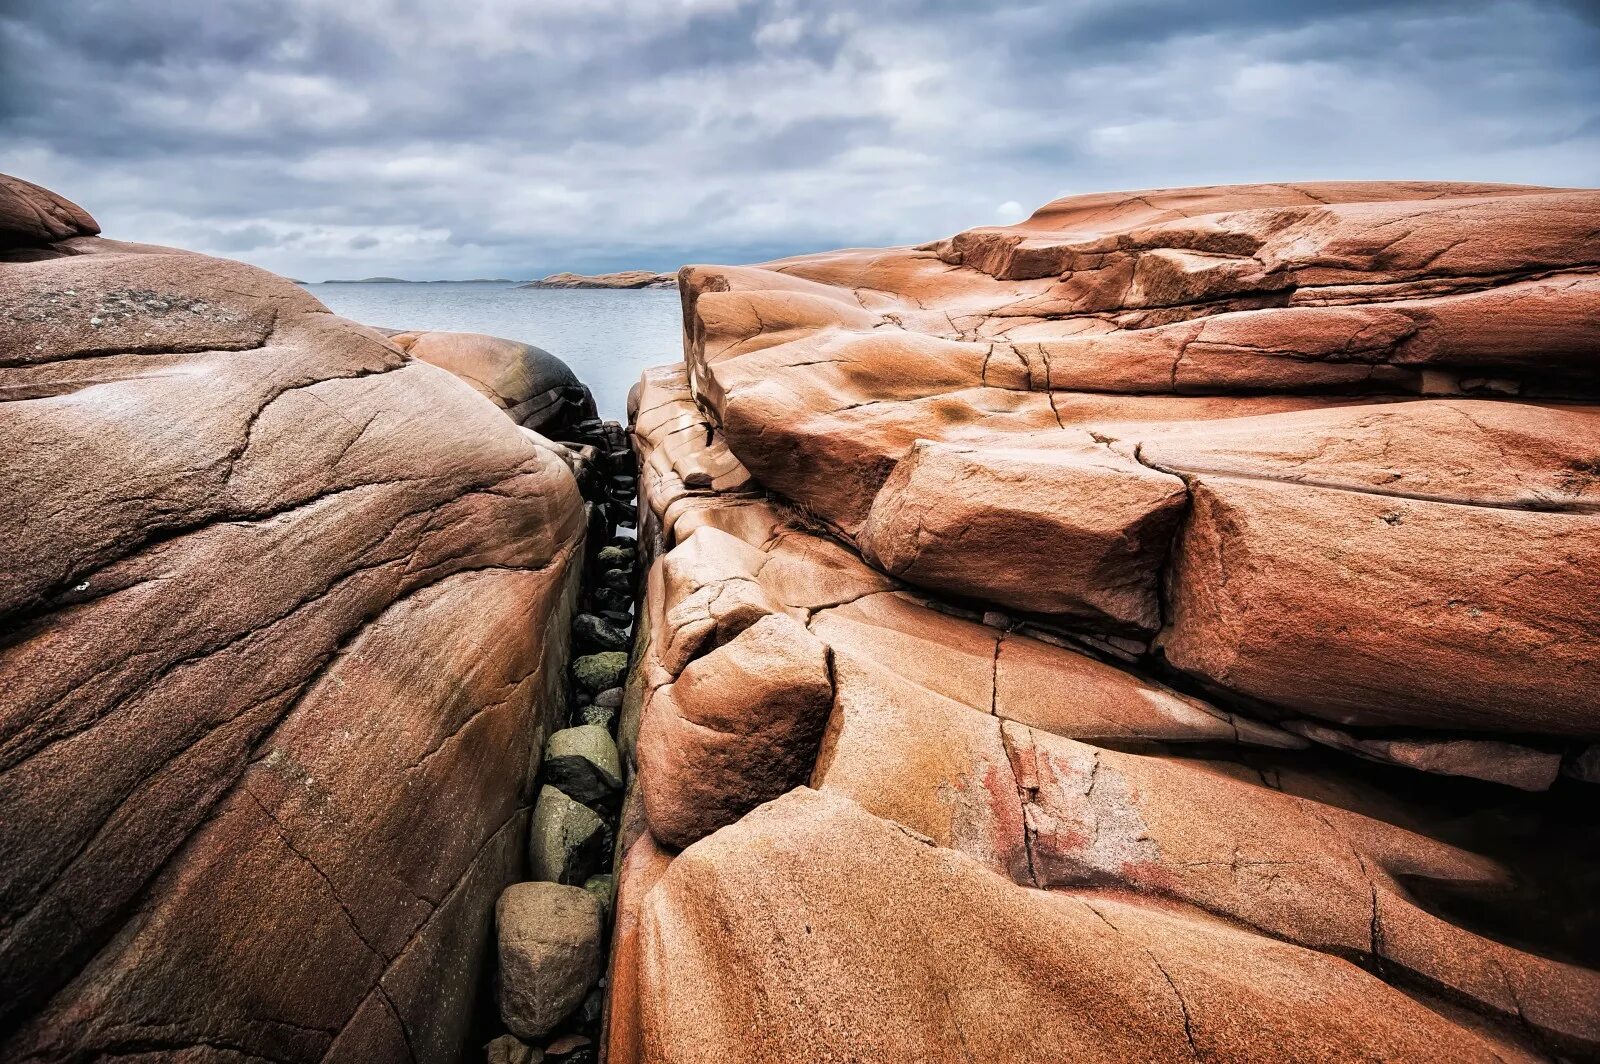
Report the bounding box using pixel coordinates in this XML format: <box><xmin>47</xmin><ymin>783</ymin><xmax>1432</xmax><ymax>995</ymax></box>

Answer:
<box><xmin>610</xmin><ymin>183</ymin><xmax>1600</xmax><ymax>1062</ymax></box>
<box><xmin>0</xmin><ymin>177</ymin><xmax>587</xmax><ymax>1061</ymax></box>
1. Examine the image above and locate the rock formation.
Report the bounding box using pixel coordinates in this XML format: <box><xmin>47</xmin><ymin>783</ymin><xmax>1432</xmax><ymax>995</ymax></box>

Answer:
<box><xmin>6</xmin><ymin>169</ymin><xmax>1597</xmax><ymax>1063</ymax></box>
<box><xmin>610</xmin><ymin>183</ymin><xmax>1600</xmax><ymax>1062</ymax></box>
<box><xmin>388</xmin><ymin>330</ymin><xmax>598</xmax><ymax>434</ymax></box>
<box><xmin>0</xmin><ymin>176</ymin><xmax>595</xmax><ymax>1062</ymax></box>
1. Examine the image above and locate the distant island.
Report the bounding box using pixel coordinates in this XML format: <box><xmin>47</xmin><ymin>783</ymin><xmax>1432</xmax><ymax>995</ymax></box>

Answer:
<box><xmin>517</xmin><ymin>270</ymin><xmax>676</xmax><ymax>290</ymax></box>
<box><xmin>318</xmin><ymin>277</ymin><xmax>513</xmax><ymax>284</ymax></box>
<box><xmin>298</xmin><ymin>272</ymin><xmax>676</xmax><ymax>287</ymax></box>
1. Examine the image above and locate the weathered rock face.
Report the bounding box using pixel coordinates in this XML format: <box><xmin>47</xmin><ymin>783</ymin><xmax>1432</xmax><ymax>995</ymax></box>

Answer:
<box><xmin>610</xmin><ymin>183</ymin><xmax>1600</xmax><ymax>1062</ymax></box>
<box><xmin>615</xmin><ymin>788</ymin><xmax>1549</xmax><ymax>1063</ymax></box>
<box><xmin>0</xmin><ymin>176</ymin><xmax>587</xmax><ymax>1061</ymax></box>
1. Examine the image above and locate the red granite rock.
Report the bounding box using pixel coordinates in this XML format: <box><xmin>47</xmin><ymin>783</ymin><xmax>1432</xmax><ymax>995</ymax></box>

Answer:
<box><xmin>613</xmin><ymin>183</ymin><xmax>1600</xmax><ymax>1062</ymax></box>
<box><xmin>0</xmin><ymin>173</ymin><xmax>98</xmax><ymax>249</ymax></box>
<box><xmin>0</xmin><ymin>176</ymin><xmax>586</xmax><ymax>1062</ymax></box>
<box><xmin>617</xmin><ymin>788</ymin><xmax>1543</xmax><ymax>1063</ymax></box>
<box><xmin>389</xmin><ymin>329</ymin><xmax>596</xmax><ymax>433</ymax></box>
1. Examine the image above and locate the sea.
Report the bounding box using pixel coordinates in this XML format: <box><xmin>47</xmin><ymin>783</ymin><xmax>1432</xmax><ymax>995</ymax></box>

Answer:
<box><xmin>304</xmin><ymin>281</ymin><xmax>684</xmax><ymax>421</ymax></box>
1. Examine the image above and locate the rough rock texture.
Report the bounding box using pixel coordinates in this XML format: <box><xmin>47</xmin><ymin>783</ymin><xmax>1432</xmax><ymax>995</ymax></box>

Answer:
<box><xmin>543</xmin><ymin>724</ymin><xmax>624</xmax><ymax>806</ymax></box>
<box><xmin>614</xmin><ymin>788</ymin><xmax>1548</xmax><ymax>1063</ymax></box>
<box><xmin>637</xmin><ymin>610</ymin><xmax>833</xmax><ymax>848</ymax></box>
<box><xmin>389</xmin><ymin>330</ymin><xmax>597</xmax><ymax>433</ymax></box>
<box><xmin>0</xmin><ymin>175</ymin><xmax>587</xmax><ymax>1062</ymax></box>
<box><xmin>608</xmin><ymin>183</ymin><xmax>1600</xmax><ymax>1063</ymax></box>
<box><xmin>495</xmin><ymin>883</ymin><xmax>603</xmax><ymax>1041</ymax></box>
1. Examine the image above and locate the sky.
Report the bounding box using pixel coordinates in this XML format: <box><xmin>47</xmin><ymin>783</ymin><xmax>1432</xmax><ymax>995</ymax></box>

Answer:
<box><xmin>1</xmin><ymin>0</ymin><xmax>1596</xmax><ymax>281</ymax></box>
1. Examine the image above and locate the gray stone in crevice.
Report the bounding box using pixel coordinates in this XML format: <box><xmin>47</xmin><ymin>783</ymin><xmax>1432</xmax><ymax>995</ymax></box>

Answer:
<box><xmin>593</xmin><ymin>687</ymin><xmax>624</xmax><ymax>710</ymax></box>
<box><xmin>543</xmin><ymin>725</ymin><xmax>623</xmax><ymax>806</ymax></box>
<box><xmin>579</xmin><ymin>703</ymin><xmax>615</xmax><ymax>730</ymax></box>
<box><xmin>574</xmin><ymin>613</ymin><xmax>629</xmax><ymax>651</ymax></box>
<box><xmin>573</xmin><ymin>652</ymin><xmax>628</xmax><ymax>693</ymax></box>
<box><xmin>529</xmin><ymin>785</ymin><xmax>607</xmax><ymax>885</ymax></box>
<box><xmin>596</xmin><ymin>545</ymin><xmax>634</xmax><ymax>570</ymax></box>
<box><xmin>485</xmin><ymin>1033</ymin><xmax>545</xmax><ymax>1064</ymax></box>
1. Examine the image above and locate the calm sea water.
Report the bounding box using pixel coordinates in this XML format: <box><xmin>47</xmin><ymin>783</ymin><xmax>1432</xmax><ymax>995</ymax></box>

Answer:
<box><xmin>304</xmin><ymin>282</ymin><xmax>684</xmax><ymax>421</ymax></box>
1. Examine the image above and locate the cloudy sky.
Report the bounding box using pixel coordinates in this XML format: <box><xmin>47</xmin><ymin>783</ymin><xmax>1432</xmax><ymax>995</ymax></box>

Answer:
<box><xmin>2</xmin><ymin>0</ymin><xmax>1596</xmax><ymax>281</ymax></box>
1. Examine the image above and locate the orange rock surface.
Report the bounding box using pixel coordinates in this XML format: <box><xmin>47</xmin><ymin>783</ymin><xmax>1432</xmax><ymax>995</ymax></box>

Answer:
<box><xmin>611</xmin><ymin>183</ymin><xmax>1600</xmax><ymax>1063</ymax></box>
<box><xmin>0</xmin><ymin>176</ymin><xmax>587</xmax><ymax>1062</ymax></box>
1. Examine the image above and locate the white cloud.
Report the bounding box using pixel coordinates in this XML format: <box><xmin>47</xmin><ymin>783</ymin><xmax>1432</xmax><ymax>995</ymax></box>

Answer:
<box><xmin>1</xmin><ymin>0</ymin><xmax>1594</xmax><ymax>280</ymax></box>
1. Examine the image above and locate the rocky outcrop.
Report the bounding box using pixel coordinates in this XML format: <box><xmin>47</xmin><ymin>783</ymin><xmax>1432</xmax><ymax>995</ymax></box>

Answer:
<box><xmin>610</xmin><ymin>183</ymin><xmax>1600</xmax><ymax>1062</ymax></box>
<box><xmin>518</xmin><ymin>271</ymin><xmax>676</xmax><ymax>290</ymax></box>
<box><xmin>0</xmin><ymin>175</ymin><xmax>589</xmax><ymax>1062</ymax></box>
<box><xmin>389</xmin><ymin>330</ymin><xmax>598</xmax><ymax>434</ymax></box>
<box><xmin>0</xmin><ymin>174</ymin><xmax>98</xmax><ymax>252</ymax></box>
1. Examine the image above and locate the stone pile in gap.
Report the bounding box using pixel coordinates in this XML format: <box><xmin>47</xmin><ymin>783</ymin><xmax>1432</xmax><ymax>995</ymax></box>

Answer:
<box><xmin>485</xmin><ymin>408</ymin><xmax>640</xmax><ymax>1064</ymax></box>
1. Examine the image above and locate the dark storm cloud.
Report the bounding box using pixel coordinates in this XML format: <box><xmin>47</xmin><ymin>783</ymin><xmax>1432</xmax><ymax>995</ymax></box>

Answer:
<box><xmin>1</xmin><ymin>0</ymin><xmax>1595</xmax><ymax>280</ymax></box>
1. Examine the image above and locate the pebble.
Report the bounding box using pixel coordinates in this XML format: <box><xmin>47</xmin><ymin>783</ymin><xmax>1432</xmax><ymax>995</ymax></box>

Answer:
<box><xmin>579</xmin><ymin>703</ymin><xmax>615</xmax><ymax>730</ymax></box>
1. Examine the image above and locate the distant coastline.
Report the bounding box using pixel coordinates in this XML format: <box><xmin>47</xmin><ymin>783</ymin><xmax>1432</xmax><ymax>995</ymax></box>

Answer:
<box><xmin>299</xmin><ymin>272</ymin><xmax>678</xmax><ymax>288</ymax></box>
<box><xmin>315</xmin><ymin>276</ymin><xmax>514</xmax><ymax>284</ymax></box>
<box><xmin>517</xmin><ymin>270</ymin><xmax>676</xmax><ymax>290</ymax></box>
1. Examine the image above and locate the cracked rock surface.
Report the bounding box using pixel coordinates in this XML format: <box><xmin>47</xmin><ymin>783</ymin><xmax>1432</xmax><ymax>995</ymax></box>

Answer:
<box><xmin>608</xmin><ymin>182</ymin><xmax>1600</xmax><ymax>1063</ymax></box>
<box><xmin>0</xmin><ymin>175</ymin><xmax>587</xmax><ymax>1062</ymax></box>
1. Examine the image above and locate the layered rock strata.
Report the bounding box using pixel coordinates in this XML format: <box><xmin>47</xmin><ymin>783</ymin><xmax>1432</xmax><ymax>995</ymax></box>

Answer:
<box><xmin>0</xmin><ymin>177</ymin><xmax>595</xmax><ymax>1062</ymax></box>
<box><xmin>609</xmin><ymin>183</ymin><xmax>1600</xmax><ymax>1062</ymax></box>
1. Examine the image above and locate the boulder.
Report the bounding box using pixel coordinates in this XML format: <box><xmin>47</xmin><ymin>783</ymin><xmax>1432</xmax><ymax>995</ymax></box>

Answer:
<box><xmin>0</xmin><ymin>176</ymin><xmax>585</xmax><ymax>1063</ymax></box>
<box><xmin>573</xmin><ymin>612</ymin><xmax>630</xmax><ymax>651</ymax></box>
<box><xmin>573</xmin><ymin>652</ymin><xmax>629</xmax><ymax>693</ymax></box>
<box><xmin>486</xmin><ymin>1035</ymin><xmax>544</xmax><ymax>1064</ymax></box>
<box><xmin>596</xmin><ymin>544</ymin><xmax>635</xmax><ymax>569</ymax></box>
<box><xmin>0</xmin><ymin>173</ymin><xmax>99</xmax><ymax>250</ymax></box>
<box><xmin>579</xmin><ymin>703</ymin><xmax>616</xmax><ymax>730</ymax></box>
<box><xmin>529</xmin><ymin>785</ymin><xmax>607</xmax><ymax>886</ymax></box>
<box><xmin>496</xmin><ymin>883</ymin><xmax>603</xmax><ymax>1041</ymax></box>
<box><xmin>389</xmin><ymin>330</ymin><xmax>596</xmax><ymax>433</ymax></box>
<box><xmin>637</xmin><ymin>613</ymin><xmax>833</xmax><ymax>848</ymax></box>
<box><xmin>1163</xmin><ymin>475</ymin><xmax>1600</xmax><ymax>734</ymax></box>
<box><xmin>859</xmin><ymin>436</ymin><xmax>1188</xmax><ymax>631</ymax></box>
<box><xmin>543</xmin><ymin>725</ymin><xmax>623</xmax><ymax>806</ymax></box>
